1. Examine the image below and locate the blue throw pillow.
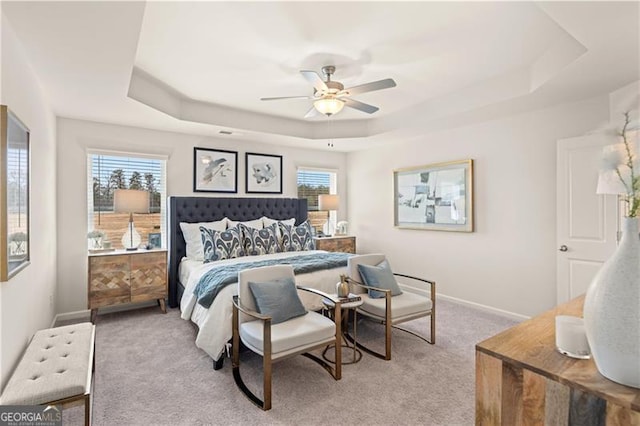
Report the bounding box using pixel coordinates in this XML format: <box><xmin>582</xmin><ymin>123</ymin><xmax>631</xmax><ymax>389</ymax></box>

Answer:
<box><xmin>200</xmin><ymin>225</ymin><xmax>245</xmax><ymax>263</ymax></box>
<box><xmin>279</xmin><ymin>221</ymin><xmax>315</xmax><ymax>252</ymax></box>
<box><xmin>248</xmin><ymin>277</ymin><xmax>308</xmax><ymax>324</ymax></box>
<box><xmin>240</xmin><ymin>223</ymin><xmax>281</xmax><ymax>256</ymax></box>
<box><xmin>358</xmin><ymin>260</ymin><xmax>403</xmax><ymax>299</ymax></box>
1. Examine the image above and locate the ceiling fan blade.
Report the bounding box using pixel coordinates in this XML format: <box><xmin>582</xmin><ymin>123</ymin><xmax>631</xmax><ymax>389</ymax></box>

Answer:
<box><xmin>300</xmin><ymin>70</ymin><xmax>328</xmax><ymax>93</ymax></box>
<box><xmin>304</xmin><ymin>105</ymin><xmax>320</xmax><ymax>119</ymax></box>
<box><xmin>342</xmin><ymin>78</ymin><xmax>396</xmax><ymax>96</ymax></box>
<box><xmin>260</xmin><ymin>95</ymin><xmax>311</xmax><ymax>101</ymax></box>
<box><xmin>343</xmin><ymin>98</ymin><xmax>379</xmax><ymax>114</ymax></box>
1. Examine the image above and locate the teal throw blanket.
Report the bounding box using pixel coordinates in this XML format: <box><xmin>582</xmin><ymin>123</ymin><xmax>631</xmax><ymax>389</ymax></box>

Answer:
<box><xmin>194</xmin><ymin>252</ymin><xmax>352</xmax><ymax>308</ymax></box>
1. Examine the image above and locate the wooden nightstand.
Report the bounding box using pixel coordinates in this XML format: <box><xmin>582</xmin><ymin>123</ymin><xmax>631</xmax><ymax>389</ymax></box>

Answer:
<box><xmin>314</xmin><ymin>236</ymin><xmax>356</xmax><ymax>253</ymax></box>
<box><xmin>88</xmin><ymin>249</ymin><xmax>167</xmax><ymax>322</ymax></box>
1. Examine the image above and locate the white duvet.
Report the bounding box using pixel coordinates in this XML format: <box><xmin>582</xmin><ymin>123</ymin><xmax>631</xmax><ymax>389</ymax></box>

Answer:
<box><xmin>179</xmin><ymin>250</ymin><xmax>347</xmax><ymax>361</ymax></box>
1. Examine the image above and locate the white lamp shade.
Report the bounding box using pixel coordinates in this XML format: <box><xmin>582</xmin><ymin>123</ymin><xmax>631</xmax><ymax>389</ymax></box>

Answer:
<box><xmin>318</xmin><ymin>194</ymin><xmax>339</xmax><ymax>211</ymax></box>
<box><xmin>596</xmin><ymin>169</ymin><xmax>630</xmax><ymax>195</ymax></box>
<box><xmin>314</xmin><ymin>98</ymin><xmax>344</xmax><ymax>116</ymax></box>
<box><xmin>113</xmin><ymin>189</ymin><xmax>149</xmax><ymax>213</ymax></box>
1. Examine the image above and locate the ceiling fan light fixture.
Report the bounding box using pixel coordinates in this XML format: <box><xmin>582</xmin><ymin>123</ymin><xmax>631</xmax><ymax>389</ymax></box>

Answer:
<box><xmin>314</xmin><ymin>97</ymin><xmax>344</xmax><ymax>116</ymax></box>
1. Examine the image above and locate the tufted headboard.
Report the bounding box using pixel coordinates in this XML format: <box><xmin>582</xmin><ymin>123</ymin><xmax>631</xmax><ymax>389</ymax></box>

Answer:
<box><xmin>167</xmin><ymin>196</ymin><xmax>308</xmax><ymax>307</ymax></box>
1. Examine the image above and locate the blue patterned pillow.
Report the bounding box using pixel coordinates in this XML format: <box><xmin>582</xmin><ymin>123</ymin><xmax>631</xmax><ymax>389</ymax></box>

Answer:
<box><xmin>240</xmin><ymin>223</ymin><xmax>281</xmax><ymax>256</ymax></box>
<box><xmin>279</xmin><ymin>221</ymin><xmax>315</xmax><ymax>252</ymax></box>
<box><xmin>200</xmin><ymin>225</ymin><xmax>245</xmax><ymax>262</ymax></box>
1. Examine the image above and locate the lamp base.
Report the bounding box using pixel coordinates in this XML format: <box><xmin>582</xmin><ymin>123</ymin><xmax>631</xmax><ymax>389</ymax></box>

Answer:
<box><xmin>121</xmin><ymin>222</ymin><xmax>141</xmax><ymax>250</ymax></box>
<box><xmin>323</xmin><ymin>219</ymin><xmax>336</xmax><ymax>237</ymax></box>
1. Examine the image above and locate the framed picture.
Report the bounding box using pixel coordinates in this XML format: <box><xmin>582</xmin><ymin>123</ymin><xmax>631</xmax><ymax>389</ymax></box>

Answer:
<box><xmin>1</xmin><ymin>105</ymin><xmax>31</xmax><ymax>281</ymax></box>
<box><xmin>394</xmin><ymin>159</ymin><xmax>473</xmax><ymax>232</ymax></box>
<box><xmin>245</xmin><ymin>152</ymin><xmax>283</xmax><ymax>194</ymax></box>
<box><xmin>148</xmin><ymin>232</ymin><xmax>161</xmax><ymax>249</ymax></box>
<box><xmin>193</xmin><ymin>147</ymin><xmax>237</xmax><ymax>193</ymax></box>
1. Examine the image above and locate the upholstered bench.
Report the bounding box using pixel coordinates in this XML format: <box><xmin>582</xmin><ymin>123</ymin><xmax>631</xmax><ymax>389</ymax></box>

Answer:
<box><xmin>0</xmin><ymin>322</ymin><xmax>95</xmax><ymax>426</ymax></box>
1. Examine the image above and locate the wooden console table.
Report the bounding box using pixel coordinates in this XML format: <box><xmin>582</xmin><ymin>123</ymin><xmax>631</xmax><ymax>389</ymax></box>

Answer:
<box><xmin>476</xmin><ymin>296</ymin><xmax>640</xmax><ymax>425</ymax></box>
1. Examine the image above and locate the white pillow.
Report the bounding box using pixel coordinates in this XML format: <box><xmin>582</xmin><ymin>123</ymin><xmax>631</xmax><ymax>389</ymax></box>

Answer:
<box><xmin>262</xmin><ymin>216</ymin><xmax>295</xmax><ymax>228</ymax></box>
<box><xmin>227</xmin><ymin>218</ymin><xmax>263</xmax><ymax>230</ymax></box>
<box><xmin>180</xmin><ymin>218</ymin><xmax>227</xmax><ymax>260</ymax></box>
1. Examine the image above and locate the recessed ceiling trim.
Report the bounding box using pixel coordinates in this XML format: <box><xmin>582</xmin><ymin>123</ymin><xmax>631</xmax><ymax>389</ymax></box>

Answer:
<box><xmin>128</xmin><ymin>67</ymin><xmax>376</xmax><ymax>140</ymax></box>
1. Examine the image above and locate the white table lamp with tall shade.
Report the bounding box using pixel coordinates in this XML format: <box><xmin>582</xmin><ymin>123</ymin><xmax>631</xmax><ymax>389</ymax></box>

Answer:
<box><xmin>114</xmin><ymin>189</ymin><xmax>149</xmax><ymax>250</ymax></box>
<box><xmin>318</xmin><ymin>194</ymin><xmax>339</xmax><ymax>236</ymax></box>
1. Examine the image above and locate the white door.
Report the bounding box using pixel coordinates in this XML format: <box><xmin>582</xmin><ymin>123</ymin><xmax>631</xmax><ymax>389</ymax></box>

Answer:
<box><xmin>556</xmin><ymin>133</ymin><xmax>618</xmax><ymax>303</ymax></box>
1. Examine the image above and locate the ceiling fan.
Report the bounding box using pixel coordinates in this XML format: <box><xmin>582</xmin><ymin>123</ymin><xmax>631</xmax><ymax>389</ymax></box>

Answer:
<box><xmin>261</xmin><ymin>65</ymin><xmax>396</xmax><ymax>118</ymax></box>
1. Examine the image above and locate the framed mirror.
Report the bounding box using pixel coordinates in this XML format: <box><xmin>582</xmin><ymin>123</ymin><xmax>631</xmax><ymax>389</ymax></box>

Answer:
<box><xmin>1</xmin><ymin>105</ymin><xmax>30</xmax><ymax>281</ymax></box>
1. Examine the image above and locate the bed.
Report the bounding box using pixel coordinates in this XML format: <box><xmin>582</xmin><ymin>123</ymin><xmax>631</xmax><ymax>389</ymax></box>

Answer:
<box><xmin>168</xmin><ymin>196</ymin><xmax>350</xmax><ymax>365</ymax></box>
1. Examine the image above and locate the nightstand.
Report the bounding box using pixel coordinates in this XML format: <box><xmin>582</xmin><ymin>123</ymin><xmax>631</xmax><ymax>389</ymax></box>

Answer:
<box><xmin>88</xmin><ymin>249</ymin><xmax>167</xmax><ymax>322</ymax></box>
<box><xmin>314</xmin><ymin>236</ymin><xmax>356</xmax><ymax>253</ymax></box>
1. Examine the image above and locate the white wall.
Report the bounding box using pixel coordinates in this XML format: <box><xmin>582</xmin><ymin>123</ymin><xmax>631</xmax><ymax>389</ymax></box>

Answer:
<box><xmin>347</xmin><ymin>95</ymin><xmax>611</xmax><ymax>318</ymax></box>
<box><xmin>0</xmin><ymin>16</ymin><xmax>57</xmax><ymax>389</ymax></box>
<box><xmin>56</xmin><ymin>118</ymin><xmax>348</xmax><ymax>313</ymax></box>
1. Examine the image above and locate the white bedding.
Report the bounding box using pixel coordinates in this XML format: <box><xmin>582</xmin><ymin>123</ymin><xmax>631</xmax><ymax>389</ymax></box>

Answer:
<box><xmin>179</xmin><ymin>250</ymin><xmax>346</xmax><ymax>361</ymax></box>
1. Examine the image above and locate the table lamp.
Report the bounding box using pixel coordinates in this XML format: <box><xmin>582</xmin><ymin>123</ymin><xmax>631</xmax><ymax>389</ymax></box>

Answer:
<box><xmin>318</xmin><ymin>194</ymin><xmax>339</xmax><ymax>236</ymax></box>
<box><xmin>114</xmin><ymin>189</ymin><xmax>149</xmax><ymax>250</ymax></box>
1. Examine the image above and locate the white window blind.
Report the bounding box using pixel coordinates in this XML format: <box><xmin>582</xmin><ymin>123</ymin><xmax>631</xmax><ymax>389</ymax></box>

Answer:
<box><xmin>297</xmin><ymin>168</ymin><xmax>337</xmax><ymax>211</ymax></box>
<box><xmin>87</xmin><ymin>152</ymin><xmax>167</xmax><ymax>248</ymax></box>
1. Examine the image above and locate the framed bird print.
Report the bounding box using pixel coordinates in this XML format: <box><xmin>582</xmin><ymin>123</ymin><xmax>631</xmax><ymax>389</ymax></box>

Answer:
<box><xmin>193</xmin><ymin>147</ymin><xmax>238</xmax><ymax>193</ymax></box>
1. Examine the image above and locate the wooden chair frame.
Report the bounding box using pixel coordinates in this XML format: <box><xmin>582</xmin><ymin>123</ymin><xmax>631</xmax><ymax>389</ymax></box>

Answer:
<box><xmin>232</xmin><ymin>286</ymin><xmax>342</xmax><ymax>411</ymax></box>
<box><xmin>345</xmin><ymin>273</ymin><xmax>435</xmax><ymax>360</ymax></box>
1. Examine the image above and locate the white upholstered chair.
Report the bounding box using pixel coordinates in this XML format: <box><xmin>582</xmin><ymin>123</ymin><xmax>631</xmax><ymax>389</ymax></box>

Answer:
<box><xmin>232</xmin><ymin>264</ymin><xmax>342</xmax><ymax>410</ymax></box>
<box><xmin>346</xmin><ymin>254</ymin><xmax>435</xmax><ymax>360</ymax></box>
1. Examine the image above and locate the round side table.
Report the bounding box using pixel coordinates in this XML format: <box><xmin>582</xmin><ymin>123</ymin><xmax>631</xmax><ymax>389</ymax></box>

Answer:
<box><xmin>322</xmin><ymin>295</ymin><xmax>363</xmax><ymax>364</ymax></box>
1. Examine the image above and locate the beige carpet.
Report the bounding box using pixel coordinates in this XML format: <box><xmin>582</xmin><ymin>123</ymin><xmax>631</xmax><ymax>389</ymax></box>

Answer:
<box><xmin>64</xmin><ymin>299</ymin><xmax>517</xmax><ymax>425</ymax></box>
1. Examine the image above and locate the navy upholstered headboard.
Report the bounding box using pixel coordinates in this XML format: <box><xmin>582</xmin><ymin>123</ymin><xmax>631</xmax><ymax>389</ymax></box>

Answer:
<box><xmin>167</xmin><ymin>196</ymin><xmax>308</xmax><ymax>307</ymax></box>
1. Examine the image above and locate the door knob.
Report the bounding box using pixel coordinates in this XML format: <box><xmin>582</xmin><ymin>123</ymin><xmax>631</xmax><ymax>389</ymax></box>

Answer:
<box><xmin>559</xmin><ymin>245</ymin><xmax>568</xmax><ymax>252</ymax></box>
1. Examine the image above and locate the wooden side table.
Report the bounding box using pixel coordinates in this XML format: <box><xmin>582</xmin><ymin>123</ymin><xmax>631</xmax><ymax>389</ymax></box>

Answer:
<box><xmin>314</xmin><ymin>236</ymin><xmax>356</xmax><ymax>253</ymax></box>
<box><xmin>88</xmin><ymin>249</ymin><xmax>168</xmax><ymax>322</ymax></box>
<box><xmin>476</xmin><ymin>295</ymin><xmax>640</xmax><ymax>425</ymax></box>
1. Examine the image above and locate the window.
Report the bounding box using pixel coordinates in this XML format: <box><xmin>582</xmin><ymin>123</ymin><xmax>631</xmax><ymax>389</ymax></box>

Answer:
<box><xmin>87</xmin><ymin>152</ymin><xmax>167</xmax><ymax>250</ymax></box>
<box><xmin>297</xmin><ymin>167</ymin><xmax>337</xmax><ymax>232</ymax></box>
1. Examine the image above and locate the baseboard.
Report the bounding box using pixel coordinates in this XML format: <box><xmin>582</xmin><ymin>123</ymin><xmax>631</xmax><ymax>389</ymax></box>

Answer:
<box><xmin>399</xmin><ymin>283</ymin><xmax>530</xmax><ymax>322</ymax></box>
<box><xmin>52</xmin><ymin>301</ymin><xmax>158</xmax><ymax>327</ymax></box>
<box><xmin>437</xmin><ymin>294</ymin><xmax>529</xmax><ymax>322</ymax></box>
<box><xmin>51</xmin><ymin>310</ymin><xmax>91</xmax><ymax>327</ymax></box>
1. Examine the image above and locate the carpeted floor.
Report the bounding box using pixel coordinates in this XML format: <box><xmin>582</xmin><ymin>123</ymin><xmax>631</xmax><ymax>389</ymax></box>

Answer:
<box><xmin>63</xmin><ymin>299</ymin><xmax>518</xmax><ymax>425</ymax></box>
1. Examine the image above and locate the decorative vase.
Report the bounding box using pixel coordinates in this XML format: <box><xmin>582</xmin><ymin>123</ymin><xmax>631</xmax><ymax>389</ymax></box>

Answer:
<box><xmin>90</xmin><ymin>236</ymin><xmax>102</xmax><ymax>249</ymax></box>
<box><xmin>336</xmin><ymin>277</ymin><xmax>350</xmax><ymax>298</ymax></box>
<box><xmin>583</xmin><ymin>217</ymin><xmax>640</xmax><ymax>388</ymax></box>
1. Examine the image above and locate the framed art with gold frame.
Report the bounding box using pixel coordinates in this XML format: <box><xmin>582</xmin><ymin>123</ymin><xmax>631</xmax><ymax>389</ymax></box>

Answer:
<box><xmin>1</xmin><ymin>105</ymin><xmax>31</xmax><ymax>281</ymax></box>
<box><xmin>394</xmin><ymin>159</ymin><xmax>473</xmax><ymax>232</ymax></box>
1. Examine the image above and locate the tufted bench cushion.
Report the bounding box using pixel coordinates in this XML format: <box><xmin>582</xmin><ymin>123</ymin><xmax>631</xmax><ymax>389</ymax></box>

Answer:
<box><xmin>0</xmin><ymin>322</ymin><xmax>95</xmax><ymax>407</ymax></box>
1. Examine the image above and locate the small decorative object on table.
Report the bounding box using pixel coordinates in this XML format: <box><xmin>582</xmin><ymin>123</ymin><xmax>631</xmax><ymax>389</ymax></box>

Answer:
<box><xmin>336</xmin><ymin>274</ymin><xmax>350</xmax><ymax>297</ymax></box>
<box><xmin>584</xmin><ymin>111</ymin><xmax>640</xmax><ymax>388</ymax></box>
<box><xmin>555</xmin><ymin>315</ymin><xmax>590</xmax><ymax>359</ymax></box>
<box><xmin>87</xmin><ymin>230</ymin><xmax>105</xmax><ymax>250</ymax></box>
<box><xmin>336</xmin><ymin>221</ymin><xmax>348</xmax><ymax>236</ymax></box>
<box><xmin>148</xmin><ymin>232</ymin><xmax>161</xmax><ymax>249</ymax></box>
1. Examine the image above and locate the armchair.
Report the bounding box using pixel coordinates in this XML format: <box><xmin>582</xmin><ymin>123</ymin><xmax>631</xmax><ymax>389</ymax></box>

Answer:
<box><xmin>345</xmin><ymin>254</ymin><xmax>435</xmax><ymax>360</ymax></box>
<box><xmin>232</xmin><ymin>264</ymin><xmax>342</xmax><ymax>410</ymax></box>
